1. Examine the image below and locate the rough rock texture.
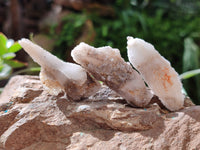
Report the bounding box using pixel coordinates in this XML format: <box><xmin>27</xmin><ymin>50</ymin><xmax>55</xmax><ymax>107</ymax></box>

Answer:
<box><xmin>0</xmin><ymin>75</ymin><xmax>199</xmax><ymax>150</ymax></box>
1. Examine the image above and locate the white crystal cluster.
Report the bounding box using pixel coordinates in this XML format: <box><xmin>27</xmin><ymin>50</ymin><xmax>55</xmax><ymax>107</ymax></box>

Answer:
<box><xmin>127</xmin><ymin>36</ymin><xmax>184</xmax><ymax>111</ymax></box>
<box><xmin>19</xmin><ymin>37</ymin><xmax>184</xmax><ymax>111</ymax></box>
<box><xmin>71</xmin><ymin>43</ymin><xmax>153</xmax><ymax>107</ymax></box>
<box><xmin>18</xmin><ymin>39</ymin><xmax>101</xmax><ymax>101</ymax></box>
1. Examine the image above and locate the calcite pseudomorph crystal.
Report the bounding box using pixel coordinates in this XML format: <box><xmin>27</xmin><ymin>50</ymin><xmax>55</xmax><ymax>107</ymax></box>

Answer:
<box><xmin>127</xmin><ymin>36</ymin><xmax>184</xmax><ymax>111</ymax></box>
<box><xmin>18</xmin><ymin>37</ymin><xmax>185</xmax><ymax>111</ymax></box>
<box><xmin>71</xmin><ymin>42</ymin><xmax>153</xmax><ymax>107</ymax></box>
<box><xmin>18</xmin><ymin>39</ymin><xmax>101</xmax><ymax>101</ymax></box>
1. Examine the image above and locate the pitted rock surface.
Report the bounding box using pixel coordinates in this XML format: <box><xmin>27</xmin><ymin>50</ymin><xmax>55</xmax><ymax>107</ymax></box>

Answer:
<box><xmin>0</xmin><ymin>75</ymin><xmax>199</xmax><ymax>150</ymax></box>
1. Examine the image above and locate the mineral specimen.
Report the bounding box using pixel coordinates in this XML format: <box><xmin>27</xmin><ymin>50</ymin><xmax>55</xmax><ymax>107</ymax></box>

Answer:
<box><xmin>127</xmin><ymin>36</ymin><xmax>184</xmax><ymax>111</ymax></box>
<box><xmin>18</xmin><ymin>39</ymin><xmax>101</xmax><ymax>101</ymax></box>
<box><xmin>71</xmin><ymin>42</ymin><xmax>153</xmax><ymax>107</ymax></box>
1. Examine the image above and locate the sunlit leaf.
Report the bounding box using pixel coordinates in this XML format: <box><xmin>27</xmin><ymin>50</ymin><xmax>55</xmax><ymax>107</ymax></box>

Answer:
<box><xmin>98</xmin><ymin>81</ymin><xmax>103</xmax><ymax>84</ymax></box>
<box><xmin>2</xmin><ymin>53</ymin><xmax>16</xmax><ymax>60</ymax></box>
<box><xmin>0</xmin><ymin>33</ymin><xmax>8</xmax><ymax>55</ymax></box>
<box><xmin>0</xmin><ymin>64</ymin><xmax>12</xmax><ymax>80</ymax></box>
<box><xmin>0</xmin><ymin>33</ymin><xmax>7</xmax><ymax>44</ymax></box>
<box><xmin>8</xmin><ymin>42</ymin><xmax>22</xmax><ymax>53</ymax></box>
<box><xmin>6</xmin><ymin>39</ymin><xmax>14</xmax><ymax>48</ymax></box>
<box><xmin>180</xmin><ymin>69</ymin><xmax>200</xmax><ymax>80</ymax></box>
<box><xmin>4</xmin><ymin>60</ymin><xmax>26</xmax><ymax>69</ymax></box>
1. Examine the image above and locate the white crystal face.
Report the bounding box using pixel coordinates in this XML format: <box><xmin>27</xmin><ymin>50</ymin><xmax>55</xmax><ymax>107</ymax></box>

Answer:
<box><xmin>127</xmin><ymin>36</ymin><xmax>184</xmax><ymax>111</ymax></box>
<box><xmin>60</xmin><ymin>62</ymin><xmax>87</xmax><ymax>85</ymax></box>
<box><xmin>127</xmin><ymin>36</ymin><xmax>156</xmax><ymax>68</ymax></box>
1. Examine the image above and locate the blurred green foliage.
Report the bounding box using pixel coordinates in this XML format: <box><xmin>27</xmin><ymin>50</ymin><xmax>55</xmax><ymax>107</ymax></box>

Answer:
<box><xmin>0</xmin><ymin>33</ymin><xmax>26</xmax><ymax>80</ymax></box>
<box><xmin>50</xmin><ymin>0</ymin><xmax>200</xmax><ymax>103</ymax></box>
<box><xmin>91</xmin><ymin>0</ymin><xmax>200</xmax><ymax>74</ymax></box>
<box><xmin>0</xmin><ymin>33</ymin><xmax>41</xmax><ymax>94</ymax></box>
<box><xmin>50</xmin><ymin>14</ymin><xmax>87</xmax><ymax>59</ymax></box>
<box><xmin>182</xmin><ymin>37</ymin><xmax>200</xmax><ymax>104</ymax></box>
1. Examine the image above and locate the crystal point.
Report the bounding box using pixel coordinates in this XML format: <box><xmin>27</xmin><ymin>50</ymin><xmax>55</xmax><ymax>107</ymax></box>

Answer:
<box><xmin>18</xmin><ymin>39</ymin><xmax>101</xmax><ymax>100</ymax></box>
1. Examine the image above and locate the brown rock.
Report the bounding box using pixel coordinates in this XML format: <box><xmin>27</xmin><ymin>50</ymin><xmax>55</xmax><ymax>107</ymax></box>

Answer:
<box><xmin>0</xmin><ymin>76</ymin><xmax>43</xmax><ymax>105</ymax></box>
<box><xmin>0</xmin><ymin>75</ymin><xmax>199</xmax><ymax>150</ymax></box>
<box><xmin>54</xmin><ymin>0</ymin><xmax>115</xmax><ymax>16</ymax></box>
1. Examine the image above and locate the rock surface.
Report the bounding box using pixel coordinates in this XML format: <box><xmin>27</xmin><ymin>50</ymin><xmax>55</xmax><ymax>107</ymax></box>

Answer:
<box><xmin>0</xmin><ymin>75</ymin><xmax>199</xmax><ymax>150</ymax></box>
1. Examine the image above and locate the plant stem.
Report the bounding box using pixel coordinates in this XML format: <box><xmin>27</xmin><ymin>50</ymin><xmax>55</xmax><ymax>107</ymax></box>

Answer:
<box><xmin>11</xmin><ymin>67</ymin><xmax>41</xmax><ymax>77</ymax></box>
<box><xmin>179</xmin><ymin>69</ymin><xmax>200</xmax><ymax>80</ymax></box>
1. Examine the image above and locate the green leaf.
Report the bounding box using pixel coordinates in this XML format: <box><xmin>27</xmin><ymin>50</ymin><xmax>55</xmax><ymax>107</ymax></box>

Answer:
<box><xmin>8</xmin><ymin>42</ymin><xmax>22</xmax><ymax>53</ymax></box>
<box><xmin>181</xmin><ymin>87</ymin><xmax>187</xmax><ymax>95</ymax></box>
<box><xmin>182</xmin><ymin>37</ymin><xmax>200</xmax><ymax>102</ymax></box>
<box><xmin>102</xmin><ymin>25</ymin><xmax>108</xmax><ymax>37</ymax></box>
<box><xmin>2</xmin><ymin>53</ymin><xmax>16</xmax><ymax>60</ymax></box>
<box><xmin>6</xmin><ymin>39</ymin><xmax>14</xmax><ymax>48</ymax></box>
<box><xmin>136</xmin><ymin>13</ymin><xmax>147</xmax><ymax>33</ymax></box>
<box><xmin>183</xmin><ymin>38</ymin><xmax>199</xmax><ymax>72</ymax></box>
<box><xmin>0</xmin><ymin>33</ymin><xmax>8</xmax><ymax>55</ymax></box>
<box><xmin>0</xmin><ymin>65</ymin><xmax>3</xmax><ymax>71</ymax></box>
<box><xmin>0</xmin><ymin>33</ymin><xmax>7</xmax><ymax>45</ymax></box>
<box><xmin>4</xmin><ymin>60</ymin><xmax>26</xmax><ymax>69</ymax></box>
<box><xmin>0</xmin><ymin>64</ymin><xmax>12</xmax><ymax>80</ymax></box>
<box><xmin>180</xmin><ymin>69</ymin><xmax>200</xmax><ymax>80</ymax></box>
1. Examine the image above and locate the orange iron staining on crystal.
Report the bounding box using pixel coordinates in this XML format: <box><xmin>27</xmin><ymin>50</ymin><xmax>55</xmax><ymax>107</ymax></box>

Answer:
<box><xmin>127</xmin><ymin>36</ymin><xmax>184</xmax><ymax>111</ymax></box>
<box><xmin>161</xmin><ymin>67</ymin><xmax>174</xmax><ymax>91</ymax></box>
